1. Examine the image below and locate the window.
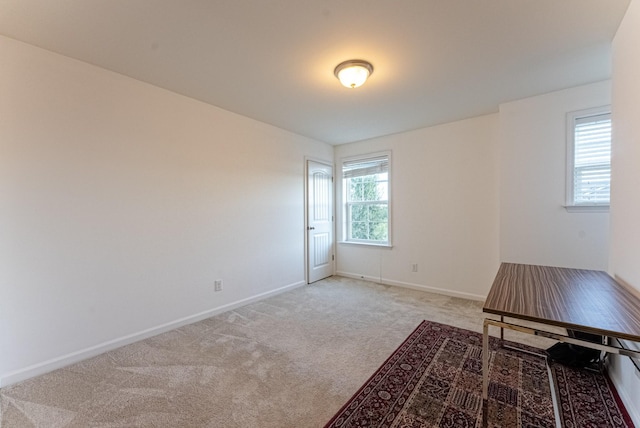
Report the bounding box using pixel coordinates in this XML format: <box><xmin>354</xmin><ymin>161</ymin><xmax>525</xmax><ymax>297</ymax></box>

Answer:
<box><xmin>566</xmin><ymin>107</ymin><xmax>611</xmax><ymax>210</ymax></box>
<box><xmin>341</xmin><ymin>152</ymin><xmax>391</xmax><ymax>245</ymax></box>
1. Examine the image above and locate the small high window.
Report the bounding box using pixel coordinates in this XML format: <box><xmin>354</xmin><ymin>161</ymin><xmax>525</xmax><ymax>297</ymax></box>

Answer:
<box><xmin>566</xmin><ymin>107</ymin><xmax>611</xmax><ymax>211</ymax></box>
<box><xmin>341</xmin><ymin>152</ymin><xmax>391</xmax><ymax>245</ymax></box>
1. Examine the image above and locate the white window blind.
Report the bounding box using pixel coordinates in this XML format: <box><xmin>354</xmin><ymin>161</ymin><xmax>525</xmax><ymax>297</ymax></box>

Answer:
<box><xmin>342</xmin><ymin>156</ymin><xmax>389</xmax><ymax>179</ymax></box>
<box><xmin>573</xmin><ymin>113</ymin><xmax>611</xmax><ymax>205</ymax></box>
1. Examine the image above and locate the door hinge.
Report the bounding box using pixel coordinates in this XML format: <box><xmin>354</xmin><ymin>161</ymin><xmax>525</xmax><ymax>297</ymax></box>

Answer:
<box><xmin>332</xmin><ymin>254</ymin><xmax>335</xmax><ymax>261</ymax></box>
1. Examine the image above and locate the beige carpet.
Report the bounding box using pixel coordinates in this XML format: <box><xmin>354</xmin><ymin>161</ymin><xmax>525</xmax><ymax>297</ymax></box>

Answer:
<box><xmin>0</xmin><ymin>276</ymin><xmax>551</xmax><ymax>427</ymax></box>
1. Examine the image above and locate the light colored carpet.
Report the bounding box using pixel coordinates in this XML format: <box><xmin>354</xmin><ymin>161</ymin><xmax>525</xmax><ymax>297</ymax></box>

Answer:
<box><xmin>0</xmin><ymin>276</ymin><xmax>552</xmax><ymax>427</ymax></box>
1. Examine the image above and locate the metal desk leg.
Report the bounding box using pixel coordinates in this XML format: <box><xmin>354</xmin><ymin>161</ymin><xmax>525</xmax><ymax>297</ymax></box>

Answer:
<box><xmin>482</xmin><ymin>319</ymin><xmax>490</xmax><ymax>427</ymax></box>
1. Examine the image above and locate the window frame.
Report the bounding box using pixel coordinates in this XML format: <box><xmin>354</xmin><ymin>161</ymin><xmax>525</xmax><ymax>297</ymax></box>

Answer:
<box><xmin>340</xmin><ymin>151</ymin><xmax>392</xmax><ymax>247</ymax></box>
<box><xmin>565</xmin><ymin>106</ymin><xmax>611</xmax><ymax>213</ymax></box>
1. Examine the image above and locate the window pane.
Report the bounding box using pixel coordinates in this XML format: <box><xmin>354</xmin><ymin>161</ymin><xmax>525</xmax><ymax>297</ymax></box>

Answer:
<box><xmin>347</xmin><ymin>178</ymin><xmax>363</xmax><ymax>202</ymax></box>
<box><xmin>350</xmin><ymin>204</ymin><xmax>367</xmax><ymax>222</ymax></box>
<box><xmin>368</xmin><ymin>204</ymin><xmax>388</xmax><ymax>222</ymax></box>
<box><xmin>574</xmin><ymin>165</ymin><xmax>610</xmax><ymax>204</ymax></box>
<box><xmin>350</xmin><ymin>221</ymin><xmax>368</xmax><ymax>240</ymax></box>
<box><xmin>376</xmin><ymin>180</ymin><xmax>388</xmax><ymax>202</ymax></box>
<box><xmin>369</xmin><ymin>222</ymin><xmax>388</xmax><ymax>241</ymax></box>
<box><xmin>361</xmin><ymin>175</ymin><xmax>379</xmax><ymax>201</ymax></box>
<box><xmin>346</xmin><ymin>203</ymin><xmax>390</xmax><ymax>241</ymax></box>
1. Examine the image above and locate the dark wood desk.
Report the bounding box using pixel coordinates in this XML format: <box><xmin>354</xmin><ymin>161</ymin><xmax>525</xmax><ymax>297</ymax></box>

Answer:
<box><xmin>481</xmin><ymin>263</ymin><xmax>640</xmax><ymax>426</ymax></box>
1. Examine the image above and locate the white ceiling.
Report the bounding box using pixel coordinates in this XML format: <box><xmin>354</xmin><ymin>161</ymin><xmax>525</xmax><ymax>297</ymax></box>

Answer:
<box><xmin>0</xmin><ymin>1</ymin><xmax>630</xmax><ymax>144</ymax></box>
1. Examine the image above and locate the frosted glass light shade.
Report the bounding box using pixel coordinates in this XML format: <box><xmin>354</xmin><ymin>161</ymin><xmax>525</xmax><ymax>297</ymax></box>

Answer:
<box><xmin>334</xmin><ymin>60</ymin><xmax>373</xmax><ymax>89</ymax></box>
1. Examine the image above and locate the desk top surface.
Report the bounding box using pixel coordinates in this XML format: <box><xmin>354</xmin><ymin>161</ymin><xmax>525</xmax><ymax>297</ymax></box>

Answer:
<box><xmin>483</xmin><ymin>263</ymin><xmax>640</xmax><ymax>342</ymax></box>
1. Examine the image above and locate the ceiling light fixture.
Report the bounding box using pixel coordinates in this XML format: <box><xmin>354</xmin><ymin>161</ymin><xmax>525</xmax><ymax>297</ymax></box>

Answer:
<box><xmin>334</xmin><ymin>59</ymin><xmax>374</xmax><ymax>89</ymax></box>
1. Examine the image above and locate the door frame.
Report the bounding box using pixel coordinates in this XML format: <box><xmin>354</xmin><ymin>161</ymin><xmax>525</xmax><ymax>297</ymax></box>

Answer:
<box><xmin>304</xmin><ymin>157</ymin><xmax>336</xmax><ymax>284</ymax></box>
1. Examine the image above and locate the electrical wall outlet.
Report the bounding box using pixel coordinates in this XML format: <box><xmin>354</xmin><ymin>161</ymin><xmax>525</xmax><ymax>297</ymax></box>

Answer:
<box><xmin>214</xmin><ymin>280</ymin><xmax>223</xmax><ymax>292</ymax></box>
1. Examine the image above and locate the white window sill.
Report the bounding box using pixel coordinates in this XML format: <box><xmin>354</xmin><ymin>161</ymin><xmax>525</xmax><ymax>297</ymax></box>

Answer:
<box><xmin>339</xmin><ymin>241</ymin><xmax>393</xmax><ymax>248</ymax></box>
<box><xmin>564</xmin><ymin>205</ymin><xmax>610</xmax><ymax>213</ymax></box>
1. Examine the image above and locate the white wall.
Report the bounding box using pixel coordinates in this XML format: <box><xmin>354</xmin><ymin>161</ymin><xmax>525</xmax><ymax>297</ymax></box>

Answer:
<box><xmin>0</xmin><ymin>35</ymin><xmax>333</xmax><ymax>386</ymax></box>
<box><xmin>608</xmin><ymin>0</ymin><xmax>640</xmax><ymax>423</ymax></box>
<box><xmin>499</xmin><ymin>81</ymin><xmax>611</xmax><ymax>270</ymax></box>
<box><xmin>334</xmin><ymin>114</ymin><xmax>500</xmax><ymax>300</ymax></box>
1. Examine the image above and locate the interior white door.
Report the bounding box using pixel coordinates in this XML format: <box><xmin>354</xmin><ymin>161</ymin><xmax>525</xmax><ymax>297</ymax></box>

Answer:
<box><xmin>307</xmin><ymin>160</ymin><xmax>334</xmax><ymax>283</ymax></box>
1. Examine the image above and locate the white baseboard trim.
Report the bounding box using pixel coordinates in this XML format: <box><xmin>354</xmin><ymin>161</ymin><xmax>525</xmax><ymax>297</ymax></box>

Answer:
<box><xmin>0</xmin><ymin>280</ymin><xmax>306</xmax><ymax>388</ymax></box>
<box><xmin>335</xmin><ymin>271</ymin><xmax>486</xmax><ymax>301</ymax></box>
<box><xmin>616</xmin><ymin>382</ymin><xmax>640</xmax><ymax>426</ymax></box>
<box><xmin>607</xmin><ymin>355</ymin><xmax>640</xmax><ymax>426</ymax></box>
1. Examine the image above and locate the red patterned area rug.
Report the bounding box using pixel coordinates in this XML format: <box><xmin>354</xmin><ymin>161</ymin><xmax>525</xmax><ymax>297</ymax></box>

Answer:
<box><xmin>325</xmin><ymin>320</ymin><xmax>634</xmax><ymax>428</ymax></box>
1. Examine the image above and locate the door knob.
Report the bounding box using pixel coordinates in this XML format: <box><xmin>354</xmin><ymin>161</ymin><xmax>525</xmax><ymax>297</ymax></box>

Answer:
<box><xmin>307</xmin><ymin>226</ymin><xmax>315</xmax><ymax>230</ymax></box>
